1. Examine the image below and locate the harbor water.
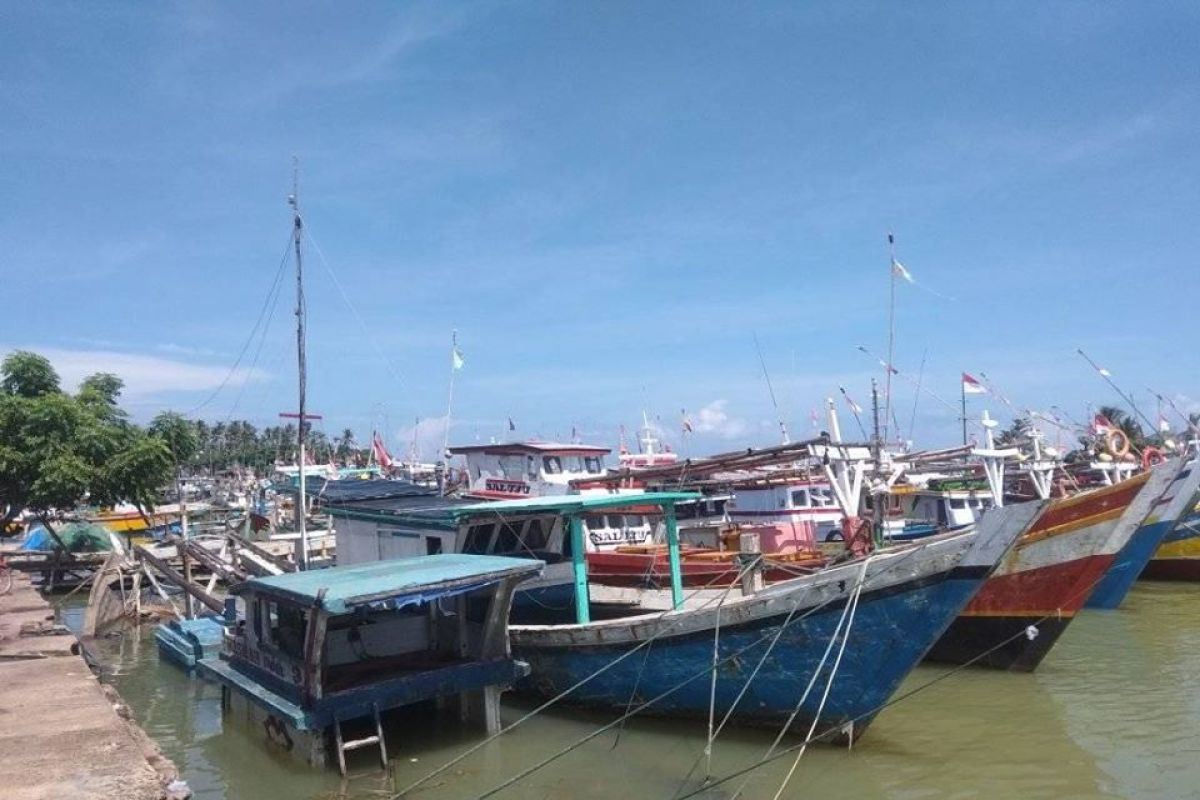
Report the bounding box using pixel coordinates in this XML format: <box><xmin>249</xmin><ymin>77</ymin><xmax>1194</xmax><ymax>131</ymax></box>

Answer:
<box><xmin>67</xmin><ymin>581</ymin><xmax>1200</xmax><ymax>799</ymax></box>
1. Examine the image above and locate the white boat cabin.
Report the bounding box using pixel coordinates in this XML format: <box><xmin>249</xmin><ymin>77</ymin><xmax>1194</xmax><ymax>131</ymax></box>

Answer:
<box><xmin>449</xmin><ymin>442</ymin><xmax>613</xmax><ymax>499</ymax></box>
<box><xmin>727</xmin><ymin>480</ymin><xmax>845</xmax><ymax>543</ymax></box>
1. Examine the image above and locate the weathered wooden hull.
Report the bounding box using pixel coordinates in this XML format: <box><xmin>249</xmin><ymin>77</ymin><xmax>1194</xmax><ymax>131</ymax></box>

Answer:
<box><xmin>1088</xmin><ymin>460</ymin><xmax>1200</xmax><ymax>608</ymax></box>
<box><xmin>510</xmin><ymin>502</ymin><xmax>1042</xmax><ymax>742</ymax></box>
<box><xmin>927</xmin><ymin>475</ymin><xmax>1145</xmax><ymax>671</ymax></box>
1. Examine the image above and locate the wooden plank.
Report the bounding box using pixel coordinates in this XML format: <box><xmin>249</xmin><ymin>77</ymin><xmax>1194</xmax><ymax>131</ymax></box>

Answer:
<box><xmin>132</xmin><ymin>545</ymin><xmax>223</xmax><ymax>614</ymax></box>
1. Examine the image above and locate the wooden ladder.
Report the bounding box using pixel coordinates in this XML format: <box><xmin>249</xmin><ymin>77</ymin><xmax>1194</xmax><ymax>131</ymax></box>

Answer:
<box><xmin>333</xmin><ymin>705</ymin><xmax>388</xmax><ymax>776</ymax></box>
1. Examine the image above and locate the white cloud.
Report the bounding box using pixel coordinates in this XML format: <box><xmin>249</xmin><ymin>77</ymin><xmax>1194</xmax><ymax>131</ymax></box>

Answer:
<box><xmin>690</xmin><ymin>400</ymin><xmax>749</xmax><ymax>440</ymax></box>
<box><xmin>6</xmin><ymin>346</ymin><xmax>267</xmax><ymax>399</ymax></box>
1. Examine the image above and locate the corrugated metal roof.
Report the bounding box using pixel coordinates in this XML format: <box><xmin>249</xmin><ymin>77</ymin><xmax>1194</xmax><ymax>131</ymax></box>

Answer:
<box><xmin>275</xmin><ymin>477</ymin><xmax>439</xmax><ymax>503</ymax></box>
<box><xmin>234</xmin><ymin>553</ymin><xmax>543</xmax><ymax>614</ymax></box>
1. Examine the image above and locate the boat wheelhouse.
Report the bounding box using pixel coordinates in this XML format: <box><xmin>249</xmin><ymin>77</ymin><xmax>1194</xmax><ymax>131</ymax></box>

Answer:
<box><xmin>449</xmin><ymin>441</ymin><xmax>614</xmax><ymax>499</ymax></box>
<box><xmin>197</xmin><ymin>553</ymin><xmax>542</xmax><ymax>773</ymax></box>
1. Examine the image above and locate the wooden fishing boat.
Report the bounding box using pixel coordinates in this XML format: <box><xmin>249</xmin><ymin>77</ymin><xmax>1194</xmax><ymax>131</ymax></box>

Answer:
<box><xmin>1086</xmin><ymin>456</ymin><xmax>1200</xmax><ymax>607</ymax></box>
<box><xmin>1141</xmin><ymin>501</ymin><xmax>1200</xmax><ymax>580</ymax></box>
<box><xmin>925</xmin><ymin>470</ymin><xmax>1150</xmax><ymax>671</ymax></box>
<box><xmin>508</xmin><ymin>498</ymin><xmax>1043</xmax><ymax>743</ymax></box>
<box><xmin>197</xmin><ymin>553</ymin><xmax>542</xmax><ymax>773</ymax></box>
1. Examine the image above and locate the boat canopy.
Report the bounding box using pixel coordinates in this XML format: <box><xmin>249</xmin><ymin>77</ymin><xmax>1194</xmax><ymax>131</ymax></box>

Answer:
<box><xmin>231</xmin><ymin>553</ymin><xmax>542</xmax><ymax>615</ymax></box>
<box><xmin>446</xmin><ymin>491</ymin><xmax>702</xmax><ymax>519</ymax></box>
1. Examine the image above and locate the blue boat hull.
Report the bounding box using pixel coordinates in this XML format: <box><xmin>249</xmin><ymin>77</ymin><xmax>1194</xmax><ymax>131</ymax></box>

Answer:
<box><xmin>155</xmin><ymin>617</ymin><xmax>225</xmax><ymax>671</ymax></box>
<box><xmin>1085</xmin><ymin>518</ymin><xmax>1172</xmax><ymax>609</ymax></box>
<box><xmin>513</xmin><ymin>570</ymin><xmax>984</xmax><ymax>740</ymax></box>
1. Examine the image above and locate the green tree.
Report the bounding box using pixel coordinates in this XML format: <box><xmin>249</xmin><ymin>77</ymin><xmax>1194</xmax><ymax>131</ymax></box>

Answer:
<box><xmin>0</xmin><ymin>352</ymin><xmax>175</xmax><ymax>532</ymax></box>
<box><xmin>1</xmin><ymin>351</ymin><xmax>60</xmax><ymax>397</ymax></box>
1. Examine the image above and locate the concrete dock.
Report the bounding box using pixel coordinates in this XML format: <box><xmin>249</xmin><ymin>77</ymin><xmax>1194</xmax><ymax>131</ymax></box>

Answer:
<box><xmin>0</xmin><ymin>566</ymin><xmax>183</xmax><ymax>800</ymax></box>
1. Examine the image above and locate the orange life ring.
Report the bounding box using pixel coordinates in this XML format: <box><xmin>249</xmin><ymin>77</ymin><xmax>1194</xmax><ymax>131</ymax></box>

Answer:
<box><xmin>1105</xmin><ymin>429</ymin><xmax>1130</xmax><ymax>458</ymax></box>
<box><xmin>1142</xmin><ymin>446</ymin><xmax>1165</xmax><ymax>469</ymax></box>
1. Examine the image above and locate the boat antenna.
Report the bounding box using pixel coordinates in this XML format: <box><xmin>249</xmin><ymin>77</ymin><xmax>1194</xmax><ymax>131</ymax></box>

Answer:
<box><xmin>883</xmin><ymin>232</ymin><xmax>898</xmax><ymax>442</ymax></box>
<box><xmin>1148</xmin><ymin>387</ymin><xmax>1198</xmax><ymax>434</ymax></box>
<box><xmin>838</xmin><ymin>385</ymin><xmax>869</xmax><ymax>440</ymax></box>
<box><xmin>288</xmin><ymin>157</ymin><xmax>310</xmax><ymax>571</ymax></box>
<box><xmin>907</xmin><ymin>347</ymin><xmax>927</xmax><ymax>443</ymax></box>
<box><xmin>1076</xmin><ymin>349</ymin><xmax>1157</xmax><ymax>433</ymax></box>
<box><xmin>752</xmin><ymin>331</ymin><xmax>789</xmax><ymax>444</ymax></box>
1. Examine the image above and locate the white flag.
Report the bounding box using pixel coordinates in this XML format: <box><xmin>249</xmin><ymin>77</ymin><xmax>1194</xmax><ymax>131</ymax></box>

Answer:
<box><xmin>452</xmin><ymin>346</ymin><xmax>465</xmax><ymax>370</ymax></box>
<box><xmin>892</xmin><ymin>260</ymin><xmax>914</xmax><ymax>283</ymax></box>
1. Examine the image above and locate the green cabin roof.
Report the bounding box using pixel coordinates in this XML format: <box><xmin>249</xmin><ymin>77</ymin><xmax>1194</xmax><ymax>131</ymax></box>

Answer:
<box><xmin>445</xmin><ymin>491</ymin><xmax>702</xmax><ymax>519</ymax></box>
<box><xmin>234</xmin><ymin>553</ymin><xmax>543</xmax><ymax>615</ymax></box>
<box><xmin>321</xmin><ymin>490</ymin><xmax>702</xmax><ymax>527</ymax></box>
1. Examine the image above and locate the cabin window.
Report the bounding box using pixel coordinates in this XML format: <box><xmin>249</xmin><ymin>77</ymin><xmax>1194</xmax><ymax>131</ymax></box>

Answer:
<box><xmin>543</xmin><ymin>456</ymin><xmax>563</xmax><ymax>474</ymax></box>
<box><xmin>526</xmin><ymin>455</ymin><xmax>537</xmax><ymax>479</ymax></box>
<box><xmin>949</xmin><ymin>498</ymin><xmax>968</xmax><ymax>510</ymax></box>
<box><xmin>563</xmin><ymin>456</ymin><xmax>584</xmax><ymax>473</ymax></box>
<box><xmin>810</xmin><ymin>487</ymin><xmax>836</xmax><ymax>508</ymax></box>
<box><xmin>252</xmin><ymin>599</ymin><xmax>264</xmax><ymax>639</ymax></box>
<box><xmin>462</xmin><ymin>524</ymin><xmax>494</xmax><ymax>554</ymax></box>
<box><xmin>523</xmin><ymin>518</ymin><xmax>548</xmax><ymax>550</ymax></box>
<box><xmin>500</xmin><ymin>455</ymin><xmax>526</xmax><ymax>480</ymax></box>
<box><xmin>584</xmin><ymin>456</ymin><xmax>602</xmax><ymax>474</ymax></box>
<box><xmin>494</xmin><ymin>522</ymin><xmax>522</xmax><ymax>553</ymax></box>
<box><xmin>266</xmin><ymin>601</ymin><xmax>307</xmax><ymax>660</ymax></box>
<box><xmin>426</xmin><ymin>536</ymin><xmax>443</xmax><ymax>555</ymax></box>
<box><xmin>791</xmin><ymin>489</ymin><xmax>810</xmax><ymax>508</ymax></box>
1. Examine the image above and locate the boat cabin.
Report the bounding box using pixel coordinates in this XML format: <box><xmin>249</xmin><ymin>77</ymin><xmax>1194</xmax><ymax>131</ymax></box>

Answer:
<box><xmin>727</xmin><ymin>480</ymin><xmax>844</xmax><ymax>544</ymax></box>
<box><xmin>197</xmin><ymin>553</ymin><xmax>542</xmax><ymax>773</ymax></box>
<box><xmin>448</xmin><ymin>441</ymin><xmax>613</xmax><ymax>499</ymax></box>
<box><xmin>322</xmin><ymin>490</ymin><xmax>701</xmax><ymax>624</ymax></box>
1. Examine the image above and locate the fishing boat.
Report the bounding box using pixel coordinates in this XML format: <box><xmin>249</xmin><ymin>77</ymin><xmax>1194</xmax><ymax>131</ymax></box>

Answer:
<box><xmin>154</xmin><ymin>615</ymin><xmax>226</xmax><ymax>671</ymax></box>
<box><xmin>925</xmin><ymin>468</ymin><xmax>1151</xmax><ymax>670</ymax></box>
<box><xmin>1086</xmin><ymin>456</ymin><xmax>1199</xmax><ymax>607</ymax></box>
<box><xmin>197</xmin><ymin>553</ymin><xmax>542</xmax><ymax>773</ymax></box>
<box><xmin>507</xmin><ymin>495</ymin><xmax>1044</xmax><ymax>742</ymax></box>
<box><xmin>1141</xmin><ymin>501</ymin><xmax>1200</xmax><ymax>580</ymax></box>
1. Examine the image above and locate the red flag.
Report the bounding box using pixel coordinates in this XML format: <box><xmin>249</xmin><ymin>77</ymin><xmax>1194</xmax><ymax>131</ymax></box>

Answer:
<box><xmin>372</xmin><ymin>431</ymin><xmax>394</xmax><ymax>469</ymax></box>
<box><xmin>961</xmin><ymin>373</ymin><xmax>987</xmax><ymax>395</ymax></box>
<box><xmin>1092</xmin><ymin>414</ymin><xmax>1114</xmax><ymax>435</ymax></box>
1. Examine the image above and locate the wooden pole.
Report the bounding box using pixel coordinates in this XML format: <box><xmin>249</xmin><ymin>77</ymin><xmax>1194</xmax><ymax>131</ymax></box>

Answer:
<box><xmin>133</xmin><ymin>545</ymin><xmax>223</xmax><ymax>614</ymax></box>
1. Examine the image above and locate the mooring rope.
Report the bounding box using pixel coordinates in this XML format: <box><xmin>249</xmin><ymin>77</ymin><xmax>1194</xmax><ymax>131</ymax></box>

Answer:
<box><xmin>673</xmin><ymin>561</ymin><xmax>1118</xmax><ymax>799</ymax></box>
<box><xmin>394</xmin><ymin>554</ymin><xmax>763</xmax><ymax>798</ymax></box>
<box><xmin>461</xmin><ymin>547</ymin><xmax>932</xmax><ymax>800</ymax></box>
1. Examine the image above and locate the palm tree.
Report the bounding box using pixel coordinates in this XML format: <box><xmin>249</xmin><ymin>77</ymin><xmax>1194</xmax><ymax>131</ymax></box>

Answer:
<box><xmin>1097</xmin><ymin>405</ymin><xmax>1145</xmax><ymax>448</ymax></box>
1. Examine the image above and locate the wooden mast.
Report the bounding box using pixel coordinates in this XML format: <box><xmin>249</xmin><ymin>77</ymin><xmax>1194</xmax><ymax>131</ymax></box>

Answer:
<box><xmin>289</xmin><ymin>159</ymin><xmax>310</xmax><ymax>571</ymax></box>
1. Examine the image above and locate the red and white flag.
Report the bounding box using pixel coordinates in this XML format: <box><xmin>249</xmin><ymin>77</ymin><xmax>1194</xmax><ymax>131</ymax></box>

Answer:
<box><xmin>1092</xmin><ymin>414</ymin><xmax>1115</xmax><ymax>435</ymax></box>
<box><xmin>372</xmin><ymin>431</ymin><xmax>394</xmax><ymax>469</ymax></box>
<box><xmin>962</xmin><ymin>373</ymin><xmax>987</xmax><ymax>395</ymax></box>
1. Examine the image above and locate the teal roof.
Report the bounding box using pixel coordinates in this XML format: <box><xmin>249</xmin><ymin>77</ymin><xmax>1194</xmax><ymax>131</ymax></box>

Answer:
<box><xmin>234</xmin><ymin>553</ymin><xmax>543</xmax><ymax>615</ymax></box>
<box><xmin>447</xmin><ymin>491</ymin><xmax>702</xmax><ymax>519</ymax></box>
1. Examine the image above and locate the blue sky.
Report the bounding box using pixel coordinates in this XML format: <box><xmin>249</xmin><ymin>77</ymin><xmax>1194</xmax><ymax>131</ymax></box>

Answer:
<box><xmin>3</xmin><ymin>2</ymin><xmax>1198</xmax><ymax>458</ymax></box>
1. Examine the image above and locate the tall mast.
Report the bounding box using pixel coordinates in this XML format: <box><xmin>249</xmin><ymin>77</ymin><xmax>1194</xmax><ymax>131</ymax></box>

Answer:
<box><xmin>883</xmin><ymin>233</ymin><xmax>897</xmax><ymax>444</ymax></box>
<box><xmin>288</xmin><ymin>159</ymin><xmax>310</xmax><ymax>571</ymax></box>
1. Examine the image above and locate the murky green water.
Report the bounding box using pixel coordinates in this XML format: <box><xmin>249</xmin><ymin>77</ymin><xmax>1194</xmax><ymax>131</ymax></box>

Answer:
<box><xmin>64</xmin><ymin>581</ymin><xmax>1200</xmax><ymax>799</ymax></box>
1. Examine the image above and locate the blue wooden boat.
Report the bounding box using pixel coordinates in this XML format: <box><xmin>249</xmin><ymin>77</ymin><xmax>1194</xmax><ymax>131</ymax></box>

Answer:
<box><xmin>1087</xmin><ymin>456</ymin><xmax>1200</xmax><ymax>608</ymax></box>
<box><xmin>508</xmin><ymin>498</ymin><xmax>1045</xmax><ymax>743</ymax></box>
<box><xmin>154</xmin><ymin>616</ymin><xmax>226</xmax><ymax>671</ymax></box>
<box><xmin>196</xmin><ymin>553</ymin><xmax>542</xmax><ymax>773</ymax></box>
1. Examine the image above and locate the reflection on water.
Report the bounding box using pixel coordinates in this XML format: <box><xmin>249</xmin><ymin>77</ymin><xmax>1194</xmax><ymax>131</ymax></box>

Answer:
<box><xmin>62</xmin><ymin>582</ymin><xmax>1200</xmax><ymax>800</ymax></box>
